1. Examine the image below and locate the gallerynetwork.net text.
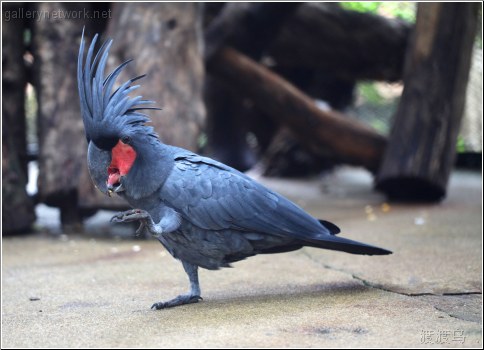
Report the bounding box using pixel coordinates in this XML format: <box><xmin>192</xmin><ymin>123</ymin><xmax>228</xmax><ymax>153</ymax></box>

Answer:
<box><xmin>3</xmin><ymin>8</ymin><xmax>112</xmax><ymax>22</ymax></box>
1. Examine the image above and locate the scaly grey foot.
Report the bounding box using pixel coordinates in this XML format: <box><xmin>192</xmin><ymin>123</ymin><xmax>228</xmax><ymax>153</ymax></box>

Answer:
<box><xmin>151</xmin><ymin>294</ymin><xmax>203</xmax><ymax>310</ymax></box>
<box><xmin>110</xmin><ymin>209</ymin><xmax>151</xmax><ymax>223</ymax></box>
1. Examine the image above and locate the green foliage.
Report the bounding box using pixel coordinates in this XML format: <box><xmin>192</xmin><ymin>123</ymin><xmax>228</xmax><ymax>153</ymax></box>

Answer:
<box><xmin>476</xmin><ymin>6</ymin><xmax>482</xmax><ymax>49</ymax></box>
<box><xmin>23</xmin><ymin>28</ymin><xmax>31</xmax><ymax>46</ymax></box>
<box><xmin>197</xmin><ymin>132</ymin><xmax>208</xmax><ymax>150</ymax></box>
<box><xmin>340</xmin><ymin>2</ymin><xmax>416</xmax><ymax>22</ymax></box>
<box><xmin>352</xmin><ymin>82</ymin><xmax>402</xmax><ymax>135</ymax></box>
<box><xmin>25</xmin><ymin>84</ymin><xmax>38</xmax><ymax>145</ymax></box>
<box><xmin>456</xmin><ymin>136</ymin><xmax>467</xmax><ymax>153</ymax></box>
<box><xmin>358</xmin><ymin>82</ymin><xmax>383</xmax><ymax>105</ymax></box>
<box><xmin>340</xmin><ymin>2</ymin><xmax>381</xmax><ymax>13</ymax></box>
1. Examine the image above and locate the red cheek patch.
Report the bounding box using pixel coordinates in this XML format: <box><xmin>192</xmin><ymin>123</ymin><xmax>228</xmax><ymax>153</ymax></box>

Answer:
<box><xmin>107</xmin><ymin>140</ymin><xmax>137</xmax><ymax>183</ymax></box>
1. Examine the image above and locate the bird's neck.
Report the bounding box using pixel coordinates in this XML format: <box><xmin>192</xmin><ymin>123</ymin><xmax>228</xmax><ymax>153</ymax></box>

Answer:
<box><xmin>123</xmin><ymin>140</ymin><xmax>174</xmax><ymax>200</ymax></box>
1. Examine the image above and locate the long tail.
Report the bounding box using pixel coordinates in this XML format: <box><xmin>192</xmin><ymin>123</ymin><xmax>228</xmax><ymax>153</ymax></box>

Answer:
<box><xmin>303</xmin><ymin>235</ymin><xmax>392</xmax><ymax>255</ymax></box>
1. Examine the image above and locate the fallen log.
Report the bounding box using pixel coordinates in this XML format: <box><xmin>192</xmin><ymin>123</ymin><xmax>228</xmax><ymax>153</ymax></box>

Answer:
<box><xmin>375</xmin><ymin>3</ymin><xmax>479</xmax><ymax>201</ymax></box>
<box><xmin>269</xmin><ymin>3</ymin><xmax>412</xmax><ymax>82</ymax></box>
<box><xmin>208</xmin><ymin>47</ymin><xmax>387</xmax><ymax>171</ymax></box>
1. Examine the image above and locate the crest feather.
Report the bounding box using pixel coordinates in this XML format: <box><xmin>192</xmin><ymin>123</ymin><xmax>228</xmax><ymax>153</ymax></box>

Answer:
<box><xmin>77</xmin><ymin>30</ymin><xmax>160</xmax><ymax>145</ymax></box>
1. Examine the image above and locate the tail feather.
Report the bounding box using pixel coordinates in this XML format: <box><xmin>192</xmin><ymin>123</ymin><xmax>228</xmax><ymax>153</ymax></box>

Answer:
<box><xmin>303</xmin><ymin>235</ymin><xmax>392</xmax><ymax>255</ymax></box>
<box><xmin>318</xmin><ymin>220</ymin><xmax>341</xmax><ymax>235</ymax></box>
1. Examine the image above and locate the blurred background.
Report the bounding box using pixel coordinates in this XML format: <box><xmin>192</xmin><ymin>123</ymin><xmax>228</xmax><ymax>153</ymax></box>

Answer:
<box><xmin>2</xmin><ymin>2</ymin><xmax>482</xmax><ymax>235</ymax></box>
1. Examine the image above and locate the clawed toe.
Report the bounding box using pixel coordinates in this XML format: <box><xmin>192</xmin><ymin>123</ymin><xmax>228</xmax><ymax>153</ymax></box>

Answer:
<box><xmin>135</xmin><ymin>222</ymin><xmax>146</xmax><ymax>236</ymax></box>
<box><xmin>110</xmin><ymin>209</ymin><xmax>150</xmax><ymax>223</ymax></box>
<box><xmin>151</xmin><ymin>302</ymin><xmax>165</xmax><ymax>310</ymax></box>
<box><xmin>151</xmin><ymin>295</ymin><xmax>202</xmax><ymax>310</ymax></box>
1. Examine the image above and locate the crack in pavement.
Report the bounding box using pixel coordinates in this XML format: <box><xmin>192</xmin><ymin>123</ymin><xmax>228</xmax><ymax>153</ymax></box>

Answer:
<box><xmin>302</xmin><ymin>250</ymin><xmax>482</xmax><ymax>323</ymax></box>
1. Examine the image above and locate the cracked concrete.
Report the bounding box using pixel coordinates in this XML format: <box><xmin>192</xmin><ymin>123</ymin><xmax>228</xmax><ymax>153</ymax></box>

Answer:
<box><xmin>419</xmin><ymin>294</ymin><xmax>482</xmax><ymax>323</ymax></box>
<box><xmin>300</xmin><ymin>172</ymin><xmax>482</xmax><ymax>295</ymax></box>
<box><xmin>2</xmin><ymin>167</ymin><xmax>482</xmax><ymax>347</ymax></box>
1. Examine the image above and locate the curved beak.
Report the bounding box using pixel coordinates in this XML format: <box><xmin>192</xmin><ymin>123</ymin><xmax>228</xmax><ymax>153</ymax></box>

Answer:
<box><xmin>106</xmin><ymin>181</ymin><xmax>125</xmax><ymax>197</ymax></box>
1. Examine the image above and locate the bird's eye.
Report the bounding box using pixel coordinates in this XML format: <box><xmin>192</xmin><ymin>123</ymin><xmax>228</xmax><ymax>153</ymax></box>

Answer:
<box><xmin>121</xmin><ymin>136</ymin><xmax>131</xmax><ymax>144</ymax></box>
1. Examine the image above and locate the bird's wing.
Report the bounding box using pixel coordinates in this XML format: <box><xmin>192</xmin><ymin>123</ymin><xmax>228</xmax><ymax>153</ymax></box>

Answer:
<box><xmin>162</xmin><ymin>151</ymin><xmax>392</xmax><ymax>256</ymax></box>
<box><xmin>162</xmin><ymin>152</ymin><xmax>333</xmax><ymax>240</ymax></box>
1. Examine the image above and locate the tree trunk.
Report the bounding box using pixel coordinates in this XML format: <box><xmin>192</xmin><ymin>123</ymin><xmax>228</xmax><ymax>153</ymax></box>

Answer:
<box><xmin>269</xmin><ymin>3</ymin><xmax>412</xmax><ymax>82</ymax></box>
<box><xmin>105</xmin><ymin>2</ymin><xmax>205</xmax><ymax>150</ymax></box>
<box><xmin>375</xmin><ymin>3</ymin><xmax>479</xmax><ymax>201</ymax></box>
<box><xmin>2</xmin><ymin>4</ymin><xmax>36</xmax><ymax>233</ymax></box>
<box><xmin>2</xmin><ymin>3</ymin><xmax>28</xmax><ymax>175</ymax></box>
<box><xmin>204</xmin><ymin>3</ymin><xmax>300</xmax><ymax>171</ymax></box>
<box><xmin>33</xmin><ymin>3</ymin><xmax>109</xmax><ymax>228</ymax></box>
<box><xmin>209</xmin><ymin>47</ymin><xmax>387</xmax><ymax>171</ymax></box>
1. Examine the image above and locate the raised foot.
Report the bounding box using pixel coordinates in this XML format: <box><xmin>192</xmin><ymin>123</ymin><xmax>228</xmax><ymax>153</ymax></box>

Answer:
<box><xmin>151</xmin><ymin>294</ymin><xmax>203</xmax><ymax>310</ymax></box>
<box><xmin>110</xmin><ymin>209</ymin><xmax>150</xmax><ymax>223</ymax></box>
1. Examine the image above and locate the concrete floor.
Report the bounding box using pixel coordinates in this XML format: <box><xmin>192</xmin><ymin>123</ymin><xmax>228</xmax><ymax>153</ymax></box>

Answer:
<box><xmin>2</xmin><ymin>168</ymin><xmax>482</xmax><ymax>347</ymax></box>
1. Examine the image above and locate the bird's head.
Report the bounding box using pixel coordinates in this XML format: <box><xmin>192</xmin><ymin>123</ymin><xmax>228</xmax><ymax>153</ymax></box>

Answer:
<box><xmin>78</xmin><ymin>30</ymin><xmax>165</xmax><ymax>199</ymax></box>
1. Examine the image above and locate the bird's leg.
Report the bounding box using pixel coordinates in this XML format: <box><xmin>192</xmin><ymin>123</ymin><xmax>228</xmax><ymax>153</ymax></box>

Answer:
<box><xmin>110</xmin><ymin>209</ymin><xmax>160</xmax><ymax>236</ymax></box>
<box><xmin>151</xmin><ymin>261</ymin><xmax>202</xmax><ymax>310</ymax></box>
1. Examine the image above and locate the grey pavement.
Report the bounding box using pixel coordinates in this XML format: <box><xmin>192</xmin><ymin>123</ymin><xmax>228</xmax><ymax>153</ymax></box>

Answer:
<box><xmin>2</xmin><ymin>167</ymin><xmax>482</xmax><ymax>348</ymax></box>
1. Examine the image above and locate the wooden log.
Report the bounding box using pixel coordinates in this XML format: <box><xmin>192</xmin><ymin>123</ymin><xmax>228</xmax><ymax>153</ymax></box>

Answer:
<box><xmin>204</xmin><ymin>3</ymin><xmax>300</xmax><ymax>171</ymax></box>
<box><xmin>261</xmin><ymin>128</ymin><xmax>338</xmax><ymax>177</ymax></box>
<box><xmin>204</xmin><ymin>75</ymin><xmax>258</xmax><ymax>171</ymax></box>
<box><xmin>2</xmin><ymin>5</ymin><xmax>36</xmax><ymax>233</ymax></box>
<box><xmin>269</xmin><ymin>3</ymin><xmax>412</xmax><ymax>82</ymax></box>
<box><xmin>204</xmin><ymin>2</ymin><xmax>251</xmax><ymax>61</ymax></box>
<box><xmin>79</xmin><ymin>2</ymin><xmax>206</xmax><ymax>208</ymax></box>
<box><xmin>375</xmin><ymin>3</ymin><xmax>479</xmax><ymax>201</ymax></box>
<box><xmin>208</xmin><ymin>47</ymin><xmax>387</xmax><ymax>171</ymax></box>
<box><xmin>33</xmin><ymin>3</ymin><xmax>106</xmax><ymax>228</ymax></box>
<box><xmin>205</xmin><ymin>3</ymin><xmax>300</xmax><ymax>61</ymax></box>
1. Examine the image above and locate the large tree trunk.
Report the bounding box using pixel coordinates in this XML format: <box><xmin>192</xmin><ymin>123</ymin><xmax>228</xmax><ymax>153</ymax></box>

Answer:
<box><xmin>78</xmin><ymin>2</ymin><xmax>206</xmax><ymax>209</ymax></box>
<box><xmin>2</xmin><ymin>3</ymin><xmax>29</xmax><ymax>175</ymax></box>
<box><xmin>204</xmin><ymin>3</ymin><xmax>299</xmax><ymax>171</ymax></box>
<box><xmin>105</xmin><ymin>2</ymin><xmax>205</xmax><ymax>150</ymax></box>
<box><xmin>376</xmin><ymin>3</ymin><xmax>479</xmax><ymax>201</ymax></box>
<box><xmin>2</xmin><ymin>4</ymin><xmax>35</xmax><ymax>233</ymax></box>
<box><xmin>2</xmin><ymin>136</ymin><xmax>36</xmax><ymax>234</ymax></box>
<box><xmin>32</xmin><ymin>3</ymin><xmax>108</xmax><ymax>229</ymax></box>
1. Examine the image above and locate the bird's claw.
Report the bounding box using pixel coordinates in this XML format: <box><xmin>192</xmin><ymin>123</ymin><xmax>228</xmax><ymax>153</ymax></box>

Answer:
<box><xmin>110</xmin><ymin>209</ymin><xmax>150</xmax><ymax>223</ymax></box>
<box><xmin>135</xmin><ymin>222</ymin><xmax>146</xmax><ymax>236</ymax></box>
<box><xmin>151</xmin><ymin>295</ymin><xmax>202</xmax><ymax>310</ymax></box>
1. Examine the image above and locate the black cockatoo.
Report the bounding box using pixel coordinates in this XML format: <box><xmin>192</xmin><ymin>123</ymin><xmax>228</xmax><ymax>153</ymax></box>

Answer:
<box><xmin>78</xmin><ymin>32</ymin><xmax>391</xmax><ymax>309</ymax></box>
